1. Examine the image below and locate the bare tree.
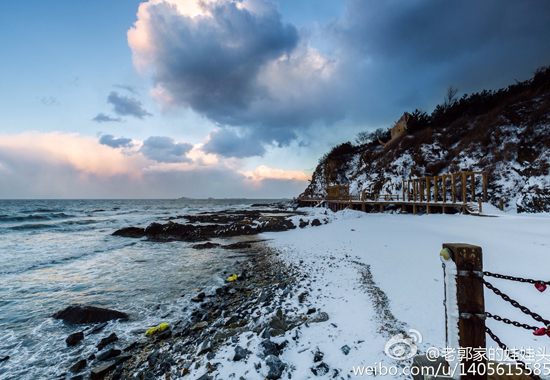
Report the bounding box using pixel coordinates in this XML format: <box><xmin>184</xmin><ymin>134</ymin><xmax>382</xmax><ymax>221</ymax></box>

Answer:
<box><xmin>443</xmin><ymin>85</ymin><xmax>458</xmax><ymax>109</ymax></box>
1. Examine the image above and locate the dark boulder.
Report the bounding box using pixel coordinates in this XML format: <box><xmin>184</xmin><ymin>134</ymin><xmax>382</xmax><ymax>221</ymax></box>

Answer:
<box><xmin>112</xmin><ymin>227</ymin><xmax>145</xmax><ymax>238</ymax></box>
<box><xmin>90</xmin><ymin>361</ymin><xmax>116</xmax><ymax>380</ymax></box>
<box><xmin>53</xmin><ymin>305</ymin><xmax>128</xmax><ymax>324</ymax></box>
<box><xmin>97</xmin><ymin>348</ymin><xmax>121</xmax><ymax>361</ymax></box>
<box><xmin>311</xmin><ymin>219</ymin><xmax>322</xmax><ymax>227</ymax></box>
<box><xmin>66</xmin><ymin>331</ymin><xmax>84</xmax><ymax>346</ymax></box>
<box><xmin>69</xmin><ymin>359</ymin><xmax>87</xmax><ymax>372</ymax></box>
<box><xmin>97</xmin><ymin>333</ymin><xmax>118</xmax><ymax>350</ymax></box>
<box><xmin>265</xmin><ymin>355</ymin><xmax>285</xmax><ymax>379</ymax></box>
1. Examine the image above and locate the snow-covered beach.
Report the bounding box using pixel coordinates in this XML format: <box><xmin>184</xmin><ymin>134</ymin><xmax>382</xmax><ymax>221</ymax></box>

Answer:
<box><xmin>158</xmin><ymin>207</ymin><xmax>550</xmax><ymax>379</ymax></box>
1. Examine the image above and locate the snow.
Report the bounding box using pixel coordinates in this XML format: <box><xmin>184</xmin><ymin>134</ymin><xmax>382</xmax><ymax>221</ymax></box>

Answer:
<box><xmin>190</xmin><ymin>208</ymin><xmax>550</xmax><ymax>379</ymax></box>
<box><xmin>264</xmin><ymin>208</ymin><xmax>550</xmax><ymax>378</ymax></box>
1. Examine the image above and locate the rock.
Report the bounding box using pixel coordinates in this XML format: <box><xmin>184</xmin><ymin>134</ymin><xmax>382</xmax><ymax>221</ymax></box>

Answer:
<box><xmin>233</xmin><ymin>346</ymin><xmax>248</xmax><ymax>361</ymax></box>
<box><xmin>341</xmin><ymin>345</ymin><xmax>350</xmax><ymax>355</ymax></box>
<box><xmin>90</xmin><ymin>361</ymin><xmax>116</xmax><ymax>380</ymax></box>
<box><xmin>192</xmin><ymin>242</ymin><xmax>220</xmax><ymax>249</ymax></box>
<box><xmin>308</xmin><ymin>312</ymin><xmax>329</xmax><ymax>323</ymax></box>
<box><xmin>196</xmin><ymin>340</ymin><xmax>212</xmax><ymax>355</ymax></box>
<box><xmin>299</xmin><ymin>219</ymin><xmax>309</xmax><ymax>228</ymax></box>
<box><xmin>123</xmin><ymin>341</ymin><xmax>138</xmax><ymax>352</ymax></box>
<box><xmin>96</xmin><ymin>348</ymin><xmax>121</xmax><ymax>361</ymax></box>
<box><xmin>69</xmin><ymin>359</ymin><xmax>87</xmax><ymax>372</ymax></box>
<box><xmin>192</xmin><ymin>321</ymin><xmax>208</xmax><ymax>330</ymax></box>
<box><xmin>311</xmin><ymin>362</ymin><xmax>330</xmax><ymax>376</ymax></box>
<box><xmin>156</xmin><ymin>328</ymin><xmax>172</xmax><ymax>340</ymax></box>
<box><xmin>88</xmin><ymin>322</ymin><xmax>108</xmax><ymax>335</ymax></box>
<box><xmin>53</xmin><ymin>305</ymin><xmax>128</xmax><ymax>324</ymax></box>
<box><xmin>313</xmin><ymin>349</ymin><xmax>324</xmax><ymax>363</ymax></box>
<box><xmin>112</xmin><ymin>226</ymin><xmax>145</xmax><ymax>238</ymax></box>
<box><xmin>115</xmin><ymin>353</ymin><xmax>132</xmax><ymax>364</ymax></box>
<box><xmin>66</xmin><ymin>331</ymin><xmax>84</xmax><ymax>346</ymax></box>
<box><xmin>224</xmin><ymin>315</ymin><xmax>241</xmax><ymax>327</ymax></box>
<box><xmin>265</xmin><ymin>355</ymin><xmax>285</xmax><ymax>379</ymax></box>
<box><xmin>0</xmin><ymin>356</ymin><xmax>9</xmax><ymax>362</ymax></box>
<box><xmin>97</xmin><ymin>333</ymin><xmax>118</xmax><ymax>350</ymax></box>
<box><xmin>259</xmin><ymin>339</ymin><xmax>279</xmax><ymax>358</ymax></box>
<box><xmin>307</xmin><ymin>307</ymin><xmax>316</xmax><ymax>315</ymax></box>
<box><xmin>197</xmin><ymin>292</ymin><xmax>206</xmax><ymax>299</ymax></box>
<box><xmin>70</xmin><ymin>376</ymin><xmax>84</xmax><ymax>380</ymax></box>
<box><xmin>311</xmin><ymin>219</ymin><xmax>322</xmax><ymax>227</ymax></box>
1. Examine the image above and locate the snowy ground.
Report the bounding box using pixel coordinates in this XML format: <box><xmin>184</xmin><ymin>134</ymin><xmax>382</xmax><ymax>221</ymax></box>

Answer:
<box><xmin>190</xmin><ymin>207</ymin><xmax>550</xmax><ymax>379</ymax></box>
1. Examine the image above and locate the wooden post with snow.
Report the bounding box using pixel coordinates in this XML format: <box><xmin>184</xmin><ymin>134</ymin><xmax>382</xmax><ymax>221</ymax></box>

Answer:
<box><xmin>441</xmin><ymin>243</ymin><xmax>486</xmax><ymax>380</ymax></box>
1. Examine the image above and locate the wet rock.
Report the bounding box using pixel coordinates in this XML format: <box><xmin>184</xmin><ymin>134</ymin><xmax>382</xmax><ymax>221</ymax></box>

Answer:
<box><xmin>90</xmin><ymin>361</ymin><xmax>116</xmax><ymax>380</ymax></box>
<box><xmin>97</xmin><ymin>348</ymin><xmax>121</xmax><ymax>361</ymax></box>
<box><xmin>123</xmin><ymin>341</ymin><xmax>138</xmax><ymax>352</ymax></box>
<box><xmin>97</xmin><ymin>333</ymin><xmax>118</xmax><ymax>350</ymax></box>
<box><xmin>311</xmin><ymin>362</ymin><xmax>330</xmax><ymax>376</ymax></box>
<box><xmin>156</xmin><ymin>328</ymin><xmax>172</xmax><ymax>340</ymax></box>
<box><xmin>53</xmin><ymin>305</ymin><xmax>128</xmax><ymax>324</ymax></box>
<box><xmin>224</xmin><ymin>315</ymin><xmax>241</xmax><ymax>327</ymax></box>
<box><xmin>192</xmin><ymin>242</ymin><xmax>220</xmax><ymax>249</ymax></box>
<box><xmin>265</xmin><ymin>355</ymin><xmax>285</xmax><ymax>379</ymax></box>
<box><xmin>66</xmin><ymin>331</ymin><xmax>84</xmax><ymax>346</ymax></box>
<box><xmin>223</xmin><ymin>242</ymin><xmax>252</xmax><ymax>250</ymax></box>
<box><xmin>192</xmin><ymin>321</ymin><xmax>208</xmax><ymax>330</ymax></box>
<box><xmin>114</xmin><ymin>353</ymin><xmax>132</xmax><ymax>364</ymax></box>
<box><xmin>69</xmin><ymin>359</ymin><xmax>87</xmax><ymax>372</ymax></box>
<box><xmin>0</xmin><ymin>356</ymin><xmax>9</xmax><ymax>362</ymax></box>
<box><xmin>70</xmin><ymin>376</ymin><xmax>84</xmax><ymax>380</ymax></box>
<box><xmin>88</xmin><ymin>322</ymin><xmax>108</xmax><ymax>335</ymax></box>
<box><xmin>341</xmin><ymin>345</ymin><xmax>350</xmax><ymax>355</ymax></box>
<box><xmin>233</xmin><ymin>346</ymin><xmax>248</xmax><ymax>361</ymax></box>
<box><xmin>112</xmin><ymin>226</ymin><xmax>145</xmax><ymax>238</ymax></box>
<box><xmin>311</xmin><ymin>219</ymin><xmax>322</xmax><ymax>227</ymax></box>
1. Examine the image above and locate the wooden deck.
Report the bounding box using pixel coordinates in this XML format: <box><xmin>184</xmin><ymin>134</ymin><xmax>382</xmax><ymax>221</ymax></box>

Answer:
<box><xmin>298</xmin><ymin>171</ymin><xmax>490</xmax><ymax>215</ymax></box>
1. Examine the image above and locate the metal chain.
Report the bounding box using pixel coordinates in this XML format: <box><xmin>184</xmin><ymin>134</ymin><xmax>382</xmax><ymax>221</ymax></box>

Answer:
<box><xmin>485</xmin><ymin>311</ymin><xmax>538</xmax><ymax>331</ymax></box>
<box><xmin>480</xmin><ymin>277</ymin><xmax>550</xmax><ymax>326</ymax></box>
<box><xmin>484</xmin><ymin>271</ymin><xmax>550</xmax><ymax>286</ymax></box>
<box><xmin>485</xmin><ymin>325</ymin><xmax>541</xmax><ymax>380</ymax></box>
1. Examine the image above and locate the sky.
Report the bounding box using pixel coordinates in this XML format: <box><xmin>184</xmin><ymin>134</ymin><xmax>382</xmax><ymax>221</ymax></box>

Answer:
<box><xmin>0</xmin><ymin>0</ymin><xmax>549</xmax><ymax>199</ymax></box>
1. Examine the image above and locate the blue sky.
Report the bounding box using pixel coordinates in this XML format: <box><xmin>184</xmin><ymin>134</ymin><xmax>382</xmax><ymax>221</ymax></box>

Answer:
<box><xmin>0</xmin><ymin>0</ymin><xmax>549</xmax><ymax>198</ymax></box>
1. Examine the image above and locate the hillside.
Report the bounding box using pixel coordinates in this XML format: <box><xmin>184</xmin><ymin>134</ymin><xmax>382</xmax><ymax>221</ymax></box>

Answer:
<box><xmin>301</xmin><ymin>66</ymin><xmax>550</xmax><ymax>213</ymax></box>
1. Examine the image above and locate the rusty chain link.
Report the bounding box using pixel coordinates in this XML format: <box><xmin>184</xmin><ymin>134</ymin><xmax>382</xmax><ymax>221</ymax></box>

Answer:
<box><xmin>480</xmin><ymin>277</ymin><xmax>550</xmax><ymax>326</ymax></box>
<box><xmin>485</xmin><ymin>311</ymin><xmax>538</xmax><ymax>331</ymax></box>
<box><xmin>484</xmin><ymin>271</ymin><xmax>550</xmax><ymax>286</ymax></box>
<box><xmin>485</xmin><ymin>325</ymin><xmax>541</xmax><ymax>380</ymax></box>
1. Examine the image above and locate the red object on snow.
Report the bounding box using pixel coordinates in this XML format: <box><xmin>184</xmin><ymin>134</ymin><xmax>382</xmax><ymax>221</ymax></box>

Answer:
<box><xmin>535</xmin><ymin>283</ymin><xmax>547</xmax><ymax>292</ymax></box>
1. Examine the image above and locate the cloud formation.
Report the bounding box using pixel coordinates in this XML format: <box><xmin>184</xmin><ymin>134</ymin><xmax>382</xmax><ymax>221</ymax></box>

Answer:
<box><xmin>107</xmin><ymin>91</ymin><xmax>152</xmax><ymax>119</ymax></box>
<box><xmin>203</xmin><ymin>129</ymin><xmax>266</xmax><ymax>158</ymax></box>
<box><xmin>99</xmin><ymin>134</ymin><xmax>134</xmax><ymax>148</ymax></box>
<box><xmin>0</xmin><ymin>132</ymin><xmax>309</xmax><ymax>198</ymax></box>
<box><xmin>39</xmin><ymin>96</ymin><xmax>60</xmax><ymax>106</ymax></box>
<box><xmin>113</xmin><ymin>84</ymin><xmax>140</xmax><ymax>95</ymax></box>
<box><xmin>92</xmin><ymin>113</ymin><xmax>123</xmax><ymax>123</ymax></box>
<box><xmin>139</xmin><ymin>136</ymin><xmax>193</xmax><ymax>163</ymax></box>
<box><xmin>128</xmin><ymin>0</ymin><xmax>550</xmax><ymax>158</ymax></box>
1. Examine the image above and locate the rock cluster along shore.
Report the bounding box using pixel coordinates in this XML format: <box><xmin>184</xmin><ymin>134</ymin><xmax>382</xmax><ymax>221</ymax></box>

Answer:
<box><xmin>112</xmin><ymin>209</ymin><xmax>307</xmax><ymax>242</ymax></box>
<box><xmin>63</xmin><ymin>243</ymin><xmax>337</xmax><ymax>380</ymax></box>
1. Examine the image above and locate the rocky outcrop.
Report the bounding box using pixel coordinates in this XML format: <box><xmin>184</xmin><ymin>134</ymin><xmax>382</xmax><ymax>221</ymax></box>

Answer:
<box><xmin>53</xmin><ymin>305</ymin><xmax>129</xmax><ymax>324</ymax></box>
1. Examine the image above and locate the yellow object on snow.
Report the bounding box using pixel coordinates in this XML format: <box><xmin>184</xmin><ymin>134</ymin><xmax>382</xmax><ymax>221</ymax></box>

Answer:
<box><xmin>227</xmin><ymin>274</ymin><xmax>238</xmax><ymax>282</ymax></box>
<box><xmin>145</xmin><ymin>322</ymin><xmax>170</xmax><ymax>336</ymax></box>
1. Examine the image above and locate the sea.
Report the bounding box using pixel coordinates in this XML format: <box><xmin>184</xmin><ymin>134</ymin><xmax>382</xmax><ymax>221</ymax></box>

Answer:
<box><xmin>0</xmin><ymin>199</ymin><xmax>284</xmax><ymax>380</ymax></box>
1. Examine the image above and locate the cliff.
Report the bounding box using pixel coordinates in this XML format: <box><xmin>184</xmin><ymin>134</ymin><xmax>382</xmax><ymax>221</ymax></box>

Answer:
<box><xmin>301</xmin><ymin>66</ymin><xmax>550</xmax><ymax>212</ymax></box>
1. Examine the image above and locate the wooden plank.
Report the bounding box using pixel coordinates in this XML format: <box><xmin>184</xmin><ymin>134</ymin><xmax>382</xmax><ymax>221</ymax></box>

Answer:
<box><xmin>471</xmin><ymin>173</ymin><xmax>475</xmax><ymax>201</ymax></box>
<box><xmin>434</xmin><ymin>176</ymin><xmax>438</xmax><ymax>203</ymax></box>
<box><xmin>461</xmin><ymin>172</ymin><xmax>467</xmax><ymax>203</ymax></box>
<box><xmin>426</xmin><ymin>177</ymin><xmax>431</xmax><ymax>202</ymax></box>
<box><xmin>451</xmin><ymin>175</ymin><xmax>456</xmax><ymax>203</ymax></box>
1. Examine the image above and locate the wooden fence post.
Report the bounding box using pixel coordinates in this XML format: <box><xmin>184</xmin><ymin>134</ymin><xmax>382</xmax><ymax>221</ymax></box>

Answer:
<box><xmin>441</xmin><ymin>243</ymin><xmax>486</xmax><ymax>380</ymax></box>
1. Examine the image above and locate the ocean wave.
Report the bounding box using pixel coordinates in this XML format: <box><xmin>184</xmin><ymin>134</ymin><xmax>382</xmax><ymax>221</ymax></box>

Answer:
<box><xmin>0</xmin><ymin>213</ymin><xmax>74</xmax><ymax>223</ymax></box>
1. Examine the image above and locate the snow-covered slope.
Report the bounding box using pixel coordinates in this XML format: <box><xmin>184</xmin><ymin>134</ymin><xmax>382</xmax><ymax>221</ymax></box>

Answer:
<box><xmin>302</xmin><ymin>67</ymin><xmax>550</xmax><ymax>213</ymax></box>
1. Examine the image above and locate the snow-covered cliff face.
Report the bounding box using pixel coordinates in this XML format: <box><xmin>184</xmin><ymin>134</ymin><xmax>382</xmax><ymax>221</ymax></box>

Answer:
<box><xmin>301</xmin><ymin>70</ymin><xmax>550</xmax><ymax>213</ymax></box>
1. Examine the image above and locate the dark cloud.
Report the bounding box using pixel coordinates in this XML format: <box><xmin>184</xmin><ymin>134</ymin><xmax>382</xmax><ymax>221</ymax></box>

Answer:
<box><xmin>139</xmin><ymin>136</ymin><xmax>193</xmax><ymax>163</ymax></box>
<box><xmin>99</xmin><ymin>134</ymin><xmax>134</xmax><ymax>148</ymax></box>
<box><xmin>131</xmin><ymin>0</ymin><xmax>550</xmax><ymax>157</ymax></box>
<box><xmin>113</xmin><ymin>84</ymin><xmax>140</xmax><ymax>95</ymax></box>
<box><xmin>107</xmin><ymin>91</ymin><xmax>152</xmax><ymax>119</ymax></box>
<box><xmin>137</xmin><ymin>0</ymin><xmax>298</xmax><ymax>118</ymax></box>
<box><xmin>92</xmin><ymin>113</ymin><xmax>122</xmax><ymax>123</ymax></box>
<box><xmin>203</xmin><ymin>129</ymin><xmax>267</xmax><ymax>158</ymax></box>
